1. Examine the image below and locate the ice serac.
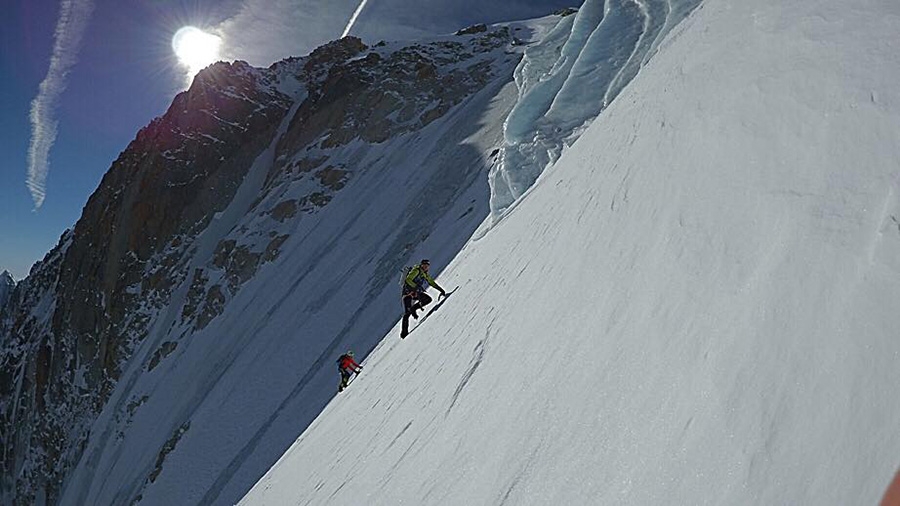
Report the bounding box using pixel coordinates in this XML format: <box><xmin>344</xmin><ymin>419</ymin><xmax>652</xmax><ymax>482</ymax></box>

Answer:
<box><xmin>488</xmin><ymin>0</ymin><xmax>701</xmax><ymax>220</ymax></box>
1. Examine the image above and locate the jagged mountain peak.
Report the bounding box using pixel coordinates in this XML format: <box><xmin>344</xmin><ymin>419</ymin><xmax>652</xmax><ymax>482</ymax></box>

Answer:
<box><xmin>303</xmin><ymin>36</ymin><xmax>368</xmax><ymax>75</ymax></box>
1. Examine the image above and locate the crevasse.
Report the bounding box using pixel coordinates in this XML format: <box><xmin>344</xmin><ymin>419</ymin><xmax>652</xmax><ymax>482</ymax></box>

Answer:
<box><xmin>488</xmin><ymin>0</ymin><xmax>701</xmax><ymax>221</ymax></box>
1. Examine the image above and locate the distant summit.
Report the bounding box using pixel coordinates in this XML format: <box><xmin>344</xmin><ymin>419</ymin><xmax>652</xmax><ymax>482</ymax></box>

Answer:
<box><xmin>0</xmin><ymin>270</ymin><xmax>14</xmax><ymax>310</ymax></box>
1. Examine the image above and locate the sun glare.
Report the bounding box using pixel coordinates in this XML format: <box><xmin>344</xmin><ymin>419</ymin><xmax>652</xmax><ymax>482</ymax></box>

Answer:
<box><xmin>172</xmin><ymin>26</ymin><xmax>222</xmax><ymax>78</ymax></box>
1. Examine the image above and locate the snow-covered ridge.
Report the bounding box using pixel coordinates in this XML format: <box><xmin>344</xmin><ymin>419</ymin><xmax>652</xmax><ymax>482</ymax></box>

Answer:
<box><xmin>488</xmin><ymin>0</ymin><xmax>701</xmax><ymax>220</ymax></box>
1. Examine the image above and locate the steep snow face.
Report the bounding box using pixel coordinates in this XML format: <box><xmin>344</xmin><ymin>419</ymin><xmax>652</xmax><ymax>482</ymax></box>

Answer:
<box><xmin>241</xmin><ymin>0</ymin><xmax>900</xmax><ymax>504</ymax></box>
<box><xmin>489</xmin><ymin>0</ymin><xmax>700</xmax><ymax>220</ymax></box>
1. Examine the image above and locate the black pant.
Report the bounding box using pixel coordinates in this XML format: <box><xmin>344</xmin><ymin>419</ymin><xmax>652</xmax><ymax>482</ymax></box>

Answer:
<box><xmin>404</xmin><ymin>290</ymin><xmax>432</xmax><ymax>315</ymax></box>
<box><xmin>401</xmin><ymin>290</ymin><xmax>432</xmax><ymax>335</ymax></box>
<box><xmin>339</xmin><ymin>368</ymin><xmax>354</xmax><ymax>387</ymax></box>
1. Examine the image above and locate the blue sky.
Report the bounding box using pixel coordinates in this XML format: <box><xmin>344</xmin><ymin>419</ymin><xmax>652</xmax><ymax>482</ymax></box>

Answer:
<box><xmin>0</xmin><ymin>0</ymin><xmax>574</xmax><ymax>280</ymax></box>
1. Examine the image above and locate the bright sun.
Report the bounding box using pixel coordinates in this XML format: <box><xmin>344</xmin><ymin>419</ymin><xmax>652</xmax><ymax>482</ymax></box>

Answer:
<box><xmin>172</xmin><ymin>26</ymin><xmax>222</xmax><ymax>77</ymax></box>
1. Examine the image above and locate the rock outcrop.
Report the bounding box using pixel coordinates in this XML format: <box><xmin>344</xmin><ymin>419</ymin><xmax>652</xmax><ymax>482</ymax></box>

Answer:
<box><xmin>0</xmin><ymin>271</ymin><xmax>13</xmax><ymax>315</ymax></box>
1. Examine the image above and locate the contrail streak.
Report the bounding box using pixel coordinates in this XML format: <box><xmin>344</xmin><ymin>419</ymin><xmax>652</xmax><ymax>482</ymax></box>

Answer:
<box><xmin>341</xmin><ymin>0</ymin><xmax>370</xmax><ymax>38</ymax></box>
<box><xmin>27</xmin><ymin>0</ymin><xmax>95</xmax><ymax>209</ymax></box>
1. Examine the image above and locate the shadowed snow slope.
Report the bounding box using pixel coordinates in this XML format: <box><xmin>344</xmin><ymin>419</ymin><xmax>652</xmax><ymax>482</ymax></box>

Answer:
<box><xmin>241</xmin><ymin>0</ymin><xmax>900</xmax><ymax>504</ymax></box>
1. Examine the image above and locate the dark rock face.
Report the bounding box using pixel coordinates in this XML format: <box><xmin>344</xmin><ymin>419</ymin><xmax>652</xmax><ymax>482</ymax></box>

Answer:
<box><xmin>456</xmin><ymin>23</ymin><xmax>488</xmax><ymax>35</ymax></box>
<box><xmin>56</xmin><ymin>62</ymin><xmax>291</xmax><ymax>379</ymax></box>
<box><xmin>0</xmin><ymin>232</ymin><xmax>73</xmax><ymax>503</ymax></box>
<box><xmin>277</xmin><ymin>31</ymin><xmax>511</xmax><ymax>157</ymax></box>
<box><xmin>555</xmin><ymin>7</ymin><xmax>580</xmax><ymax>17</ymax></box>
<box><xmin>0</xmin><ymin>25</ymin><xmax>517</xmax><ymax>505</ymax></box>
<box><xmin>256</xmin><ymin>28</ymin><xmax>513</xmax><ymax>227</ymax></box>
<box><xmin>0</xmin><ymin>272</ymin><xmax>13</xmax><ymax>311</ymax></box>
<box><xmin>0</xmin><ymin>62</ymin><xmax>291</xmax><ymax>504</ymax></box>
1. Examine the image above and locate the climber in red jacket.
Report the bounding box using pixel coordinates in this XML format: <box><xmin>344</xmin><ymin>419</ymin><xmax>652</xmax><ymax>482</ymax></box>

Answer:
<box><xmin>337</xmin><ymin>351</ymin><xmax>362</xmax><ymax>392</ymax></box>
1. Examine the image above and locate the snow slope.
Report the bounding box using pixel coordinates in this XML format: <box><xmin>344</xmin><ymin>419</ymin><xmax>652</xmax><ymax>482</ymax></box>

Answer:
<box><xmin>242</xmin><ymin>0</ymin><xmax>900</xmax><ymax>504</ymax></box>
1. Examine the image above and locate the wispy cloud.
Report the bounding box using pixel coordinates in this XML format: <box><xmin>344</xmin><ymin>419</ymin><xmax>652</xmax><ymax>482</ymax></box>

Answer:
<box><xmin>27</xmin><ymin>0</ymin><xmax>95</xmax><ymax>209</ymax></box>
<box><xmin>341</xmin><ymin>0</ymin><xmax>371</xmax><ymax>37</ymax></box>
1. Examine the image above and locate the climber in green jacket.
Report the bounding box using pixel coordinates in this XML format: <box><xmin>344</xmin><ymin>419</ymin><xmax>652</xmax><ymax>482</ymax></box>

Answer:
<box><xmin>400</xmin><ymin>259</ymin><xmax>446</xmax><ymax>338</ymax></box>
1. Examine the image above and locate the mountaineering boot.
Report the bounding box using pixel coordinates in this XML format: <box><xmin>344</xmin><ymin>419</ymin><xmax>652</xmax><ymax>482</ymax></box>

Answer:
<box><xmin>401</xmin><ymin>313</ymin><xmax>410</xmax><ymax>338</ymax></box>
